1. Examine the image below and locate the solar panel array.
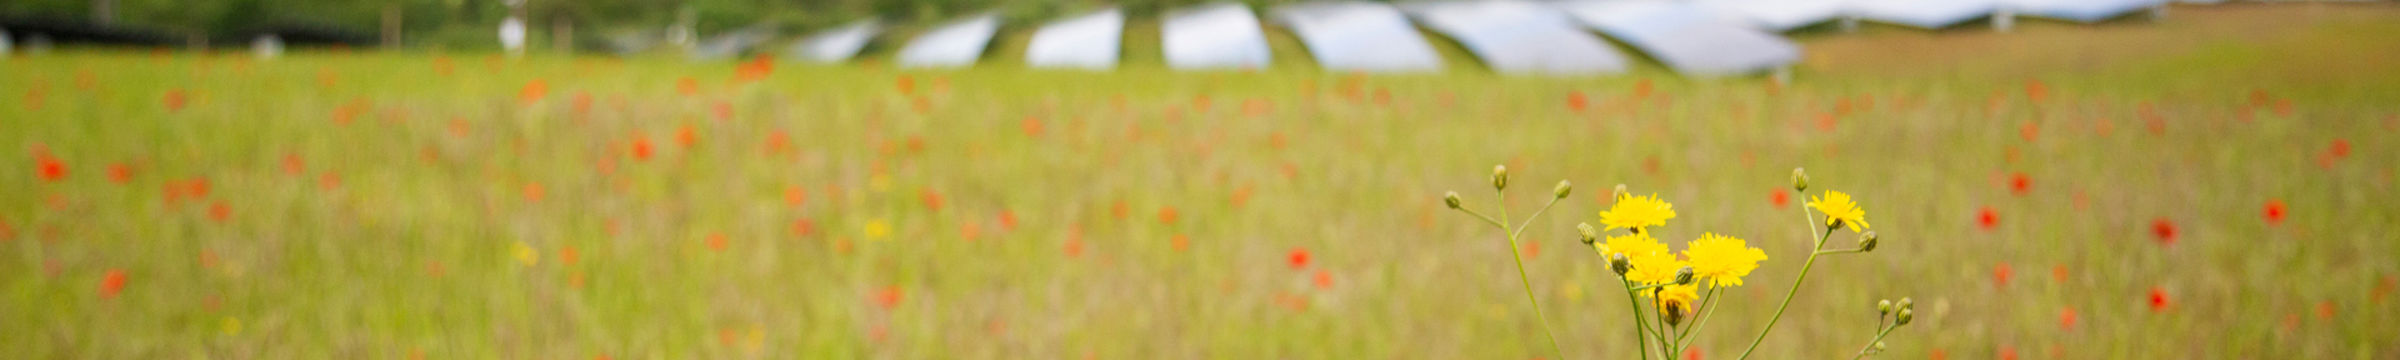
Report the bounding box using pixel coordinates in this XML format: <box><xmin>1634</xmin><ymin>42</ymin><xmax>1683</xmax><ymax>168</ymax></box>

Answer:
<box><xmin>762</xmin><ymin>0</ymin><xmax>2176</xmax><ymax>76</ymax></box>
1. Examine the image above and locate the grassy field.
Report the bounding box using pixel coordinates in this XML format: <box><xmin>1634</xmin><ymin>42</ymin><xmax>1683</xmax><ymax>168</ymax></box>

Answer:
<box><xmin>5</xmin><ymin>3</ymin><xmax>2398</xmax><ymax>359</ymax></box>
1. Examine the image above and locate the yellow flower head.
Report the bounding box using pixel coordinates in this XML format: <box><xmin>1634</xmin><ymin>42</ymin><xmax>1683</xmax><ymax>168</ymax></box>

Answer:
<box><xmin>512</xmin><ymin>241</ymin><xmax>538</xmax><ymax>267</ymax></box>
<box><xmin>1654</xmin><ymin>284</ymin><xmax>1699</xmax><ymax>315</ymax></box>
<box><xmin>863</xmin><ymin>219</ymin><xmax>892</xmax><ymax>240</ymax></box>
<box><xmin>1684</xmin><ymin>233</ymin><xmax>1768</xmax><ymax>288</ymax></box>
<box><xmin>1597</xmin><ymin>232</ymin><xmax>1669</xmax><ymax>260</ymax></box>
<box><xmin>1625</xmin><ymin>252</ymin><xmax>1687</xmax><ymax>285</ymax></box>
<box><xmin>1808</xmin><ymin>190</ymin><xmax>1870</xmax><ymax>233</ymax></box>
<box><xmin>1600</xmin><ymin>193</ymin><xmax>1677</xmax><ymax>232</ymax></box>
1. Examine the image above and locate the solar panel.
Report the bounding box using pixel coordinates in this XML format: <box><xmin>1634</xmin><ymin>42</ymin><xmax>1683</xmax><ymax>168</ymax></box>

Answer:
<box><xmin>1401</xmin><ymin>1</ymin><xmax>1626</xmax><ymax>76</ymax></box>
<box><xmin>1026</xmin><ymin>8</ymin><xmax>1125</xmax><ymax>70</ymax></box>
<box><xmin>2002</xmin><ymin>0</ymin><xmax>2166</xmax><ymax>23</ymax></box>
<box><xmin>897</xmin><ymin>13</ymin><xmax>1001</xmax><ymax>68</ymax></box>
<box><xmin>1847</xmin><ymin>0</ymin><xmax>2001</xmax><ymax>29</ymax></box>
<box><xmin>691</xmin><ymin>25</ymin><xmax>776</xmax><ymax>61</ymax></box>
<box><xmin>1696</xmin><ymin>0</ymin><xmax>1851</xmax><ymax>31</ymax></box>
<box><xmin>1557</xmin><ymin>0</ymin><xmax>1800</xmax><ymax>76</ymax></box>
<box><xmin>1163</xmin><ymin>3</ymin><xmax>1274</xmax><ymax>70</ymax></box>
<box><xmin>1271</xmin><ymin>2</ymin><xmax>1444</xmax><ymax>73</ymax></box>
<box><xmin>790</xmin><ymin>19</ymin><xmax>880</xmax><ymax>63</ymax></box>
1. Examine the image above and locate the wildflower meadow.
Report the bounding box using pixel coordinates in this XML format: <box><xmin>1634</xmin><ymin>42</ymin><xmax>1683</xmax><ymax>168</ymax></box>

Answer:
<box><xmin>4</xmin><ymin>4</ymin><xmax>2398</xmax><ymax>359</ymax></box>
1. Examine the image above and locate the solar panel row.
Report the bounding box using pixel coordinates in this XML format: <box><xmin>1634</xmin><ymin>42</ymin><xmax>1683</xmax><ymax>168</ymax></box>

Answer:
<box><xmin>755</xmin><ymin>0</ymin><xmax>2174</xmax><ymax>75</ymax></box>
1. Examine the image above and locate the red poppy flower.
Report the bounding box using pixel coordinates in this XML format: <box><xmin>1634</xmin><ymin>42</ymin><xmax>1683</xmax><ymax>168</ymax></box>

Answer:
<box><xmin>34</xmin><ymin>154</ymin><xmax>66</xmax><ymax>182</ymax></box>
<box><xmin>2148</xmin><ymin>287</ymin><xmax>2169</xmax><ymax>312</ymax></box>
<box><xmin>1993</xmin><ymin>262</ymin><xmax>2013</xmax><ymax>288</ymax></box>
<box><xmin>1977</xmin><ymin>207</ymin><xmax>1999</xmax><ymax>231</ymax></box>
<box><xmin>1313</xmin><ymin>270</ymin><xmax>1333</xmax><ymax>289</ymax></box>
<box><xmin>1682</xmin><ymin>347</ymin><xmax>1702</xmax><ymax>360</ymax></box>
<box><xmin>2057</xmin><ymin>306</ymin><xmax>2077</xmax><ymax>330</ymax></box>
<box><xmin>207</xmin><ymin>201</ymin><xmax>232</xmax><ymax>222</ymax></box>
<box><xmin>107</xmin><ymin>163</ymin><xmax>133</xmax><ymax>183</ymax></box>
<box><xmin>560</xmin><ymin>246</ymin><xmax>580</xmax><ymax>266</ymax></box>
<box><xmin>2151</xmin><ymin>219</ymin><xmax>2177</xmax><ymax>247</ymax></box>
<box><xmin>2025</xmin><ymin>80</ymin><xmax>2049</xmax><ymax>102</ymax></box>
<box><xmin>998</xmin><ymin>211</ymin><xmax>1019</xmax><ymax>232</ymax></box>
<box><xmin>1156</xmin><ymin>206</ymin><xmax>1178</xmax><ymax>225</ymax></box>
<box><xmin>2019</xmin><ymin>122</ymin><xmax>2039</xmax><ymax>142</ymax></box>
<box><xmin>1287</xmin><ymin>248</ymin><xmax>1310</xmax><ymax>269</ymax></box>
<box><xmin>873</xmin><ymin>286</ymin><xmax>903</xmax><ymax>310</ymax></box>
<box><xmin>523</xmin><ymin>182</ymin><xmax>544</xmax><ymax>202</ymax></box>
<box><xmin>1021</xmin><ymin>116</ymin><xmax>1044</xmax><ymax>137</ymax></box>
<box><xmin>790</xmin><ymin>218</ymin><xmax>815</xmax><ymax>237</ymax></box>
<box><xmin>920</xmin><ymin>189</ymin><xmax>944</xmax><ymax>211</ymax></box>
<box><xmin>629</xmin><ymin>135</ymin><xmax>654</xmax><ymax>161</ymax></box>
<box><xmin>2052</xmin><ymin>265</ymin><xmax>2069</xmax><ymax>283</ymax></box>
<box><xmin>706</xmin><ymin>233</ymin><xmax>727</xmax><ymax>252</ymax></box>
<box><xmin>163</xmin><ymin>89</ymin><xmax>188</xmax><ymax>112</ymax></box>
<box><xmin>519</xmin><ymin>79</ymin><xmax>548</xmax><ymax>104</ymax></box>
<box><xmin>2008</xmin><ymin>172</ymin><xmax>2030</xmax><ymax>196</ymax></box>
<box><xmin>2329</xmin><ymin>139</ymin><xmax>2352</xmax><ymax>159</ymax></box>
<box><xmin>2259</xmin><ymin>199</ymin><xmax>2288</xmax><ymax>225</ymax></box>
<box><xmin>1566</xmin><ymin>91</ymin><xmax>1589</xmax><ymax>112</ymax></box>
<box><xmin>675</xmin><ymin>125</ymin><xmax>697</xmax><ymax>149</ymax></box>
<box><xmin>1769</xmin><ymin>190</ymin><xmax>1789</xmax><ymax>208</ymax></box>
<box><xmin>2000</xmin><ymin>346</ymin><xmax>2019</xmax><ymax>360</ymax></box>
<box><xmin>99</xmin><ymin>269</ymin><xmax>127</xmax><ymax>299</ymax></box>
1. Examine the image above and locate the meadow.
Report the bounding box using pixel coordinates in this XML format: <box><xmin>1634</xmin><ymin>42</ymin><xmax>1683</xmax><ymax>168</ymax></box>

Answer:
<box><xmin>4</xmin><ymin>3</ymin><xmax>2398</xmax><ymax>359</ymax></box>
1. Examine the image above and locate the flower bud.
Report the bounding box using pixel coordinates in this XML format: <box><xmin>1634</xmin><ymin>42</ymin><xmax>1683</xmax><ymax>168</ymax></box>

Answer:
<box><xmin>1857</xmin><ymin>231</ymin><xmax>1879</xmax><ymax>252</ymax></box>
<box><xmin>1791</xmin><ymin>168</ymin><xmax>1809</xmax><ymax>192</ymax></box>
<box><xmin>1877</xmin><ymin>299</ymin><xmax>1893</xmax><ymax>316</ymax></box>
<box><xmin>1611</xmin><ymin>184</ymin><xmax>1630</xmax><ymax>202</ymax></box>
<box><xmin>1491</xmin><ymin>165</ymin><xmax>1509</xmax><ymax>191</ymax></box>
<box><xmin>1443</xmin><ymin>191</ymin><xmax>1462</xmax><ymax>210</ymax></box>
<box><xmin>1610</xmin><ymin>254</ymin><xmax>1631</xmax><ymax>275</ymax></box>
<box><xmin>1895</xmin><ymin>308</ymin><xmax>1914</xmax><ymax>326</ymax></box>
<box><xmin>1873</xmin><ymin>341</ymin><xmax>1887</xmax><ymax>352</ymax></box>
<box><xmin>1663</xmin><ymin>304</ymin><xmax>1686</xmax><ymax>326</ymax></box>
<box><xmin>1577</xmin><ymin>222</ymin><xmax>1599</xmax><ymax>245</ymax></box>
<box><xmin>1673</xmin><ymin>267</ymin><xmax>1695</xmax><ymax>285</ymax></box>
<box><xmin>1553</xmin><ymin>180</ymin><xmax>1572</xmax><ymax>199</ymax></box>
<box><xmin>1897</xmin><ymin>297</ymin><xmax>1914</xmax><ymax>311</ymax></box>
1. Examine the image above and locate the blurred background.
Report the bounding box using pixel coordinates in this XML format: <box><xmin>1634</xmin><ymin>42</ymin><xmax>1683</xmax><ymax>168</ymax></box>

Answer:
<box><xmin>3</xmin><ymin>0</ymin><xmax>2397</xmax><ymax>359</ymax></box>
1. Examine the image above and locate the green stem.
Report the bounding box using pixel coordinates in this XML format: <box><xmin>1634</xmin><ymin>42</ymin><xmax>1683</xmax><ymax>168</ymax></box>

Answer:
<box><xmin>1848</xmin><ymin>325</ymin><xmax>1899</xmax><ymax>360</ymax></box>
<box><xmin>1499</xmin><ymin>190</ymin><xmax>1567</xmax><ymax>360</ymax></box>
<box><xmin>1652</xmin><ymin>287</ymin><xmax>1675</xmax><ymax>358</ymax></box>
<box><xmin>1624</xmin><ymin>279</ymin><xmax>1653</xmax><ymax>360</ymax></box>
<box><xmin>1674</xmin><ymin>286</ymin><xmax>1724</xmax><ymax>350</ymax></box>
<box><xmin>1457</xmin><ymin>207</ymin><xmax>1509</xmax><ymax>231</ymax></box>
<box><xmin>1736</xmin><ymin>208</ymin><xmax>1839</xmax><ymax>360</ymax></box>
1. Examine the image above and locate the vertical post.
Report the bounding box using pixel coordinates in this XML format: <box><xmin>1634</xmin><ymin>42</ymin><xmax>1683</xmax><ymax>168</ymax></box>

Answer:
<box><xmin>553</xmin><ymin>17</ymin><xmax>572</xmax><ymax>54</ymax></box>
<box><xmin>383</xmin><ymin>5</ymin><xmax>402</xmax><ymax>49</ymax></box>
<box><xmin>92</xmin><ymin>0</ymin><xmax>116</xmax><ymax>26</ymax></box>
<box><xmin>1994</xmin><ymin>8</ymin><xmax>2014</xmax><ymax>33</ymax></box>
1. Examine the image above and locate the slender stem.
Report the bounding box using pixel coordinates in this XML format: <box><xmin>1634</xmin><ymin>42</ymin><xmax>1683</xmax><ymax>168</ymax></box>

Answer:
<box><xmin>1456</xmin><ymin>207</ymin><xmax>1509</xmax><ymax>231</ymax></box>
<box><xmin>1674</xmin><ymin>286</ymin><xmax>1724</xmax><ymax>350</ymax></box>
<box><xmin>1736</xmin><ymin>208</ymin><xmax>1839</xmax><ymax>360</ymax></box>
<box><xmin>1497</xmin><ymin>190</ymin><xmax>1567</xmax><ymax>360</ymax></box>
<box><xmin>1625</xmin><ymin>279</ymin><xmax>1653</xmax><ymax>360</ymax></box>
<box><xmin>1814</xmin><ymin>248</ymin><xmax>1867</xmax><ymax>255</ymax></box>
<box><xmin>1513</xmin><ymin>197</ymin><xmax>1562</xmax><ymax>236</ymax></box>
<box><xmin>1848</xmin><ymin>325</ymin><xmax>1899</xmax><ymax>360</ymax></box>
<box><xmin>1652</xmin><ymin>288</ymin><xmax>1675</xmax><ymax>358</ymax></box>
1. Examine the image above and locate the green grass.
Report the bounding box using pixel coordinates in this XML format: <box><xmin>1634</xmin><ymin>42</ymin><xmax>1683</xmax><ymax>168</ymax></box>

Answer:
<box><xmin>3</xmin><ymin>4</ymin><xmax>2397</xmax><ymax>359</ymax></box>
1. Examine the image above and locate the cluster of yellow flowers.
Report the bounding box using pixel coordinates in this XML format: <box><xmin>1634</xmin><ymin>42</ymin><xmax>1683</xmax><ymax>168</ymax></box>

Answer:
<box><xmin>1448</xmin><ymin>167</ymin><xmax>1898</xmax><ymax>360</ymax></box>
<box><xmin>1592</xmin><ymin>191</ymin><xmax>1771</xmax><ymax>319</ymax></box>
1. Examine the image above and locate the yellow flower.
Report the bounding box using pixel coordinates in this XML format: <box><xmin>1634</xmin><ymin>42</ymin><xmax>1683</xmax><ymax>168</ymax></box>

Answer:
<box><xmin>1808</xmin><ymin>190</ymin><xmax>1870</xmax><ymax>232</ymax></box>
<box><xmin>1654</xmin><ymin>284</ymin><xmax>1698</xmax><ymax>315</ymax></box>
<box><xmin>1684</xmin><ymin>233</ymin><xmax>1768</xmax><ymax>288</ymax></box>
<box><xmin>1597</xmin><ymin>232</ymin><xmax>1668</xmax><ymax>260</ymax></box>
<box><xmin>512</xmin><ymin>241</ymin><xmax>538</xmax><ymax>267</ymax></box>
<box><xmin>863</xmin><ymin>219</ymin><xmax>892</xmax><ymax>240</ymax></box>
<box><xmin>1625</xmin><ymin>252</ymin><xmax>1687</xmax><ymax>285</ymax></box>
<box><xmin>1600</xmin><ymin>193</ymin><xmax>1677</xmax><ymax>232</ymax></box>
